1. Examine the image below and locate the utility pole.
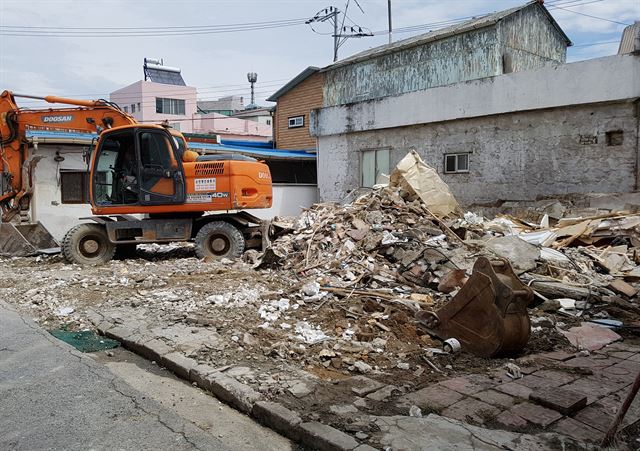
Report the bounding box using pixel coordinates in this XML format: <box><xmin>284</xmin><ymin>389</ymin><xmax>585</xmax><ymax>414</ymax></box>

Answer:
<box><xmin>388</xmin><ymin>0</ymin><xmax>393</xmax><ymax>44</ymax></box>
<box><xmin>306</xmin><ymin>4</ymin><xmax>373</xmax><ymax>62</ymax></box>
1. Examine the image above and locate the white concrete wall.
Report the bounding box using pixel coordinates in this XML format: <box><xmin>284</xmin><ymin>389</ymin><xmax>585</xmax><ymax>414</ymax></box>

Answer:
<box><xmin>250</xmin><ymin>184</ymin><xmax>318</xmax><ymax>219</ymax></box>
<box><xmin>313</xmin><ymin>54</ymin><xmax>640</xmax><ymax>137</ymax></box>
<box><xmin>31</xmin><ymin>145</ymin><xmax>92</xmax><ymax>241</ymax></box>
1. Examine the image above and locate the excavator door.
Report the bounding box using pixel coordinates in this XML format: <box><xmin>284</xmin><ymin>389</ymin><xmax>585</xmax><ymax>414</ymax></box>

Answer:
<box><xmin>92</xmin><ymin>127</ymin><xmax>185</xmax><ymax>207</ymax></box>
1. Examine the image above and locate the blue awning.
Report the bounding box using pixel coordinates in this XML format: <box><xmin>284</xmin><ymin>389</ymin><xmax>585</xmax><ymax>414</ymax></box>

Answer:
<box><xmin>26</xmin><ymin>130</ymin><xmax>316</xmax><ymax>161</ymax></box>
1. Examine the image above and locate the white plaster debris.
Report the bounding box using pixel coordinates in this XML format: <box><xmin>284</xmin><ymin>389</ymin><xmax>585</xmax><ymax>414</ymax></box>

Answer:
<box><xmin>206</xmin><ymin>287</ymin><xmax>261</xmax><ymax>308</ymax></box>
<box><xmin>294</xmin><ymin>321</ymin><xmax>329</xmax><ymax>344</ymax></box>
<box><xmin>56</xmin><ymin>306</ymin><xmax>75</xmax><ymax>316</ymax></box>
<box><xmin>258</xmin><ymin>298</ymin><xmax>291</xmax><ymax>322</ymax></box>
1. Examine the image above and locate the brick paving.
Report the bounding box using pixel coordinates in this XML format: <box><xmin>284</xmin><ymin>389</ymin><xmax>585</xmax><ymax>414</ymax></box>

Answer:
<box><xmin>406</xmin><ymin>340</ymin><xmax>640</xmax><ymax>443</ymax></box>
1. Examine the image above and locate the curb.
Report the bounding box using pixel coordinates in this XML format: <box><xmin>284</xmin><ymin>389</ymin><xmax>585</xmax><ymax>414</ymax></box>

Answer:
<box><xmin>99</xmin><ymin>321</ymin><xmax>374</xmax><ymax>451</ymax></box>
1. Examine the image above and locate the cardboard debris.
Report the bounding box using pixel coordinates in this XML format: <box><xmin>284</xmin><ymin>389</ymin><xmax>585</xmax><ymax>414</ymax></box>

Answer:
<box><xmin>389</xmin><ymin>150</ymin><xmax>459</xmax><ymax>218</ymax></box>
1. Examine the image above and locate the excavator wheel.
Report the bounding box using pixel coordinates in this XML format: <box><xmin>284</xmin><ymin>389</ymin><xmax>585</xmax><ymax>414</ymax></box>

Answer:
<box><xmin>62</xmin><ymin>223</ymin><xmax>116</xmax><ymax>266</ymax></box>
<box><xmin>195</xmin><ymin>221</ymin><xmax>245</xmax><ymax>260</ymax></box>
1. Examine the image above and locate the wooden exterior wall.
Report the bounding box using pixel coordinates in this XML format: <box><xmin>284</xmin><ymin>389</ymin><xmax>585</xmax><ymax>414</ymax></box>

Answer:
<box><xmin>274</xmin><ymin>72</ymin><xmax>324</xmax><ymax>150</ymax></box>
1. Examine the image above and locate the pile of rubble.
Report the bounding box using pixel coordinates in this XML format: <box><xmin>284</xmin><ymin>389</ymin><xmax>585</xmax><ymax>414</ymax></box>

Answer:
<box><xmin>258</xmin><ymin>151</ymin><xmax>640</xmax><ymax>359</ymax></box>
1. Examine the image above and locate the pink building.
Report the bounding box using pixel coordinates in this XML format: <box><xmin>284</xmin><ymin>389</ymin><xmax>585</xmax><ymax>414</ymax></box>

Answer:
<box><xmin>109</xmin><ymin>59</ymin><xmax>272</xmax><ymax>140</ymax></box>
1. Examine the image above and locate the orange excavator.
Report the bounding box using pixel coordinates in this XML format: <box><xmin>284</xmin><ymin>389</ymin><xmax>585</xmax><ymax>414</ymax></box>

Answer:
<box><xmin>0</xmin><ymin>90</ymin><xmax>273</xmax><ymax>264</ymax></box>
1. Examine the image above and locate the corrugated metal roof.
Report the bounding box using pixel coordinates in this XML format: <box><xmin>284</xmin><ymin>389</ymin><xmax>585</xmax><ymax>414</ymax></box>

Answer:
<box><xmin>322</xmin><ymin>0</ymin><xmax>571</xmax><ymax>71</ymax></box>
<box><xmin>619</xmin><ymin>22</ymin><xmax>640</xmax><ymax>54</ymax></box>
<box><xmin>25</xmin><ymin>130</ymin><xmax>315</xmax><ymax>161</ymax></box>
<box><xmin>266</xmin><ymin>67</ymin><xmax>320</xmax><ymax>102</ymax></box>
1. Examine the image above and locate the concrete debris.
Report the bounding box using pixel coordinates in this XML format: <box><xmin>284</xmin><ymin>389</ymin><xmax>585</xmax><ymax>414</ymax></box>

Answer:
<box><xmin>5</xmin><ymin>153</ymin><xmax>640</xmax><ymax>450</ymax></box>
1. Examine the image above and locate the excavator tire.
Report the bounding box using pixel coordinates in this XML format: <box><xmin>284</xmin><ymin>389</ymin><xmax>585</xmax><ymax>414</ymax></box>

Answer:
<box><xmin>195</xmin><ymin>221</ymin><xmax>245</xmax><ymax>260</ymax></box>
<box><xmin>62</xmin><ymin>223</ymin><xmax>116</xmax><ymax>265</ymax></box>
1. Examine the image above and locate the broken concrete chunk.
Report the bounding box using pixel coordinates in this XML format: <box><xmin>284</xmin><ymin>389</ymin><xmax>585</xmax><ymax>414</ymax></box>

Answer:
<box><xmin>559</xmin><ymin>322</ymin><xmax>622</xmax><ymax>351</ymax></box>
<box><xmin>485</xmin><ymin>236</ymin><xmax>540</xmax><ymax>273</ymax></box>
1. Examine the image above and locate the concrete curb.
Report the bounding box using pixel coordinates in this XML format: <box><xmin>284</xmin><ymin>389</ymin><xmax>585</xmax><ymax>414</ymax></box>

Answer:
<box><xmin>100</xmin><ymin>323</ymin><xmax>372</xmax><ymax>451</ymax></box>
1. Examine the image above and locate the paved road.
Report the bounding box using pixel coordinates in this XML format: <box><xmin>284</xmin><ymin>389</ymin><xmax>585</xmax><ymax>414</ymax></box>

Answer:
<box><xmin>0</xmin><ymin>301</ymin><xmax>229</xmax><ymax>451</ymax></box>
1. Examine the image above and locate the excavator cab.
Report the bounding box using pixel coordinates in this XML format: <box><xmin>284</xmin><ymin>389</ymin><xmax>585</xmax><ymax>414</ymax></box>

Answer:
<box><xmin>91</xmin><ymin>125</ymin><xmax>186</xmax><ymax>208</ymax></box>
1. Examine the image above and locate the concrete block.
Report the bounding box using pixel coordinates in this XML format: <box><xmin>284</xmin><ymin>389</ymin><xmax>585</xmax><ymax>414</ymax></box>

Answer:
<box><xmin>96</xmin><ymin>321</ymin><xmax>114</xmax><ymax>335</ymax></box>
<box><xmin>120</xmin><ymin>333</ymin><xmax>149</xmax><ymax>355</ymax></box>
<box><xmin>298</xmin><ymin>421</ymin><xmax>359</xmax><ymax>451</ymax></box>
<box><xmin>353</xmin><ymin>445</ymin><xmax>378</xmax><ymax>451</ymax></box>
<box><xmin>103</xmin><ymin>325</ymin><xmax>133</xmax><ymax>342</ymax></box>
<box><xmin>252</xmin><ymin>401</ymin><xmax>302</xmax><ymax>440</ymax></box>
<box><xmin>207</xmin><ymin>373</ymin><xmax>262</xmax><ymax>414</ymax></box>
<box><xmin>472</xmin><ymin>390</ymin><xmax>517</xmax><ymax>408</ymax></box>
<box><xmin>160</xmin><ymin>352</ymin><xmax>197</xmax><ymax>380</ymax></box>
<box><xmin>529</xmin><ymin>387</ymin><xmax>587</xmax><ymax>415</ymax></box>
<box><xmin>349</xmin><ymin>376</ymin><xmax>385</xmax><ymax>396</ymax></box>
<box><xmin>138</xmin><ymin>338</ymin><xmax>171</xmax><ymax>362</ymax></box>
<box><xmin>189</xmin><ymin>364</ymin><xmax>217</xmax><ymax>390</ymax></box>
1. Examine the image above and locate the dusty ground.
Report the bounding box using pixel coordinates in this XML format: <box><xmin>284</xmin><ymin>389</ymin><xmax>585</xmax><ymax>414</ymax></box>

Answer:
<box><xmin>6</xmin><ymin>243</ymin><xmax>640</xmax><ymax>449</ymax></box>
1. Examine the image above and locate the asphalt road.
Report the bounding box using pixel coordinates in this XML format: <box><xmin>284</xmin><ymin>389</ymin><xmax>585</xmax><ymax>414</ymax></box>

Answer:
<box><xmin>0</xmin><ymin>300</ymin><xmax>230</xmax><ymax>451</ymax></box>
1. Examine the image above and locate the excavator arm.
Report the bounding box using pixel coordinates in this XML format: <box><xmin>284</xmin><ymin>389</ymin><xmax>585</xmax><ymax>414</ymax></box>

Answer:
<box><xmin>0</xmin><ymin>90</ymin><xmax>137</xmax><ymax>221</ymax></box>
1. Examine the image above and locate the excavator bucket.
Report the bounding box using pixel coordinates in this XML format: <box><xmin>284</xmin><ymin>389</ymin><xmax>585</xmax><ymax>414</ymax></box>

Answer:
<box><xmin>0</xmin><ymin>222</ymin><xmax>60</xmax><ymax>257</ymax></box>
<box><xmin>416</xmin><ymin>256</ymin><xmax>534</xmax><ymax>358</ymax></box>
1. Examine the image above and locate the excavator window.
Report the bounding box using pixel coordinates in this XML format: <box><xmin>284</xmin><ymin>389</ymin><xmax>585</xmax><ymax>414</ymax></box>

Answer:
<box><xmin>92</xmin><ymin>127</ymin><xmax>185</xmax><ymax>206</ymax></box>
<box><xmin>93</xmin><ymin>130</ymin><xmax>138</xmax><ymax>205</ymax></box>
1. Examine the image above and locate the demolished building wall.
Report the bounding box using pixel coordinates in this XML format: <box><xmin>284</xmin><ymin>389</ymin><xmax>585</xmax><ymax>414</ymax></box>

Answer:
<box><xmin>314</xmin><ymin>54</ymin><xmax>640</xmax><ymax>204</ymax></box>
<box><xmin>318</xmin><ymin>100</ymin><xmax>639</xmax><ymax>204</ymax></box>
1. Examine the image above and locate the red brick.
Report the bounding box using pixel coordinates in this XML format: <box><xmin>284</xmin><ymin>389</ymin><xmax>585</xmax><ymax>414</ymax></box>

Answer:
<box><xmin>535</xmin><ymin>351</ymin><xmax>575</xmax><ymax>362</ymax></box>
<box><xmin>510</xmin><ymin>402</ymin><xmax>563</xmax><ymax>427</ymax></box>
<box><xmin>529</xmin><ymin>387</ymin><xmax>587</xmax><ymax>415</ymax></box>
<box><xmin>561</xmin><ymin>377</ymin><xmax>625</xmax><ymax>404</ymax></box>
<box><xmin>399</xmin><ymin>385</ymin><xmax>464</xmax><ymax>411</ymax></box>
<box><xmin>552</xmin><ymin>417</ymin><xmax>602</xmax><ymax>443</ymax></box>
<box><xmin>473</xmin><ymin>389</ymin><xmax>517</xmax><ymax>408</ymax></box>
<box><xmin>441</xmin><ymin>397</ymin><xmax>500</xmax><ymax>425</ymax></box>
<box><xmin>561</xmin><ymin>356</ymin><xmax>620</xmax><ymax>370</ymax></box>
<box><xmin>573</xmin><ymin>404</ymin><xmax>614</xmax><ymax>432</ymax></box>
<box><xmin>438</xmin><ymin>375</ymin><xmax>496</xmax><ymax>395</ymax></box>
<box><xmin>495</xmin><ymin>410</ymin><xmax>528</xmax><ymax>429</ymax></box>
<box><xmin>606</xmin><ymin>350</ymin><xmax>636</xmax><ymax>360</ymax></box>
<box><xmin>495</xmin><ymin>382</ymin><xmax>533</xmax><ymax>399</ymax></box>
<box><xmin>532</xmin><ymin>370</ymin><xmax>577</xmax><ymax>386</ymax></box>
<box><xmin>519</xmin><ymin>374</ymin><xmax>561</xmax><ymax>389</ymax></box>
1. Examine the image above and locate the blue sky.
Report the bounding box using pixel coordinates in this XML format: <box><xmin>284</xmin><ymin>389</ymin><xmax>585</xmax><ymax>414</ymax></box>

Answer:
<box><xmin>0</xmin><ymin>0</ymin><xmax>637</xmax><ymax>106</ymax></box>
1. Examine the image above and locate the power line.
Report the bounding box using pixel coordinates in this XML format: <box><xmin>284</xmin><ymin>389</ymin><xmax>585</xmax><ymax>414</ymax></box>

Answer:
<box><xmin>0</xmin><ymin>19</ymin><xmax>306</xmax><ymax>37</ymax></box>
<box><xmin>551</xmin><ymin>4</ymin><xmax>633</xmax><ymax>26</ymax></box>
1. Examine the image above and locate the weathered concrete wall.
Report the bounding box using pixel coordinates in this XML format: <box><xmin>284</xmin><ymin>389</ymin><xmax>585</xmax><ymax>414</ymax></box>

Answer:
<box><xmin>497</xmin><ymin>5</ymin><xmax>567</xmax><ymax>73</ymax></box>
<box><xmin>318</xmin><ymin>101</ymin><xmax>639</xmax><ymax>205</ymax></box>
<box><xmin>322</xmin><ymin>3</ymin><xmax>567</xmax><ymax>107</ymax></box>
<box><xmin>313</xmin><ymin>55</ymin><xmax>640</xmax><ymax>137</ymax></box>
<box><xmin>324</xmin><ymin>27</ymin><xmax>501</xmax><ymax>107</ymax></box>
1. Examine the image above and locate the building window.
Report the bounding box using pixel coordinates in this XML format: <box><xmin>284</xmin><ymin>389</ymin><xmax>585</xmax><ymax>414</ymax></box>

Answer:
<box><xmin>266</xmin><ymin>119</ymin><xmax>272</xmax><ymax>126</ymax></box>
<box><xmin>361</xmin><ymin>149</ymin><xmax>390</xmax><ymax>188</ymax></box>
<box><xmin>606</xmin><ymin>130</ymin><xmax>624</xmax><ymax>146</ymax></box>
<box><xmin>156</xmin><ymin>97</ymin><xmax>186</xmax><ymax>115</ymax></box>
<box><xmin>288</xmin><ymin>116</ymin><xmax>304</xmax><ymax>128</ymax></box>
<box><xmin>124</xmin><ymin>106</ymin><xmax>128</xmax><ymax>113</ymax></box>
<box><xmin>444</xmin><ymin>153</ymin><xmax>469</xmax><ymax>174</ymax></box>
<box><xmin>60</xmin><ymin>171</ymin><xmax>89</xmax><ymax>204</ymax></box>
<box><xmin>137</xmin><ymin>102</ymin><xmax>141</xmax><ymax>111</ymax></box>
